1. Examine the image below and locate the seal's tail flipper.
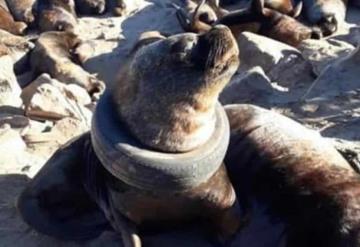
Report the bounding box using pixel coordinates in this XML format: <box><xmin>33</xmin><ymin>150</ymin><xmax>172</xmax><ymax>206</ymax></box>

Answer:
<box><xmin>17</xmin><ymin>133</ymin><xmax>111</xmax><ymax>241</ymax></box>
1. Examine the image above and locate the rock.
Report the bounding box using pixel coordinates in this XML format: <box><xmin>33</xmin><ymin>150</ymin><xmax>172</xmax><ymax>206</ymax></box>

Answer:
<box><xmin>22</xmin><ymin>73</ymin><xmax>94</xmax><ymax>122</ymax></box>
<box><xmin>63</xmin><ymin>84</ymin><xmax>92</xmax><ymax>105</ymax></box>
<box><xmin>333</xmin><ymin>26</ymin><xmax>360</xmax><ymax>46</ymax></box>
<box><xmin>220</xmin><ymin>67</ymin><xmax>278</xmax><ymax>105</ymax></box>
<box><xmin>304</xmin><ymin>46</ymin><xmax>360</xmax><ymax>99</ymax></box>
<box><xmin>238</xmin><ymin>32</ymin><xmax>312</xmax><ymax>88</ymax></box>
<box><xmin>24</xmin><ymin>83</ymin><xmax>78</xmax><ymax>121</ymax></box>
<box><xmin>0</xmin><ymin>55</ymin><xmax>22</xmax><ymax>107</ymax></box>
<box><xmin>321</xmin><ymin>119</ymin><xmax>360</xmax><ymax>142</ymax></box>
<box><xmin>0</xmin><ymin>125</ymin><xmax>26</xmax><ymax>152</ymax></box>
<box><xmin>51</xmin><ymin>117</ymin><xmax>89</xmax><ymax>143</ymax></box>
<box><xmin>299</xmin><ymin>39</ymin><xmax>355</xmax><ymax>76</ymax></box>
<box><xmin>23</xmin><ymin>73</ymin><xmax>92</xmax><ymax>106</ymax></box>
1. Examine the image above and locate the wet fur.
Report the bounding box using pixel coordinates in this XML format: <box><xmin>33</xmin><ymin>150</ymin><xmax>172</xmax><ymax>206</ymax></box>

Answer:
<box><xmin>225</xmin><ymin>104</ymin><xmax>360</xmax><ymax>247</ymax></box>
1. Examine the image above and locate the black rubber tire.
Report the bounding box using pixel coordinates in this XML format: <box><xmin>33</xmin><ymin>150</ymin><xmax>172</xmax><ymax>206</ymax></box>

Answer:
<box><xmin>91</xmin><ymin>92</ymin><xmax>230</xmax><ymax>191</ymax></box>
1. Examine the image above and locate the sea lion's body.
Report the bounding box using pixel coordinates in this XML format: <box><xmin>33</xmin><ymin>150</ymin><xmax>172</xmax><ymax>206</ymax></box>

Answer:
<box><xmin>5</xmin><ymin>0</ymin><xmax>37</xmax><ymax>24</ymax></box>
<box><xmin>30</xmin><ymin>31</ymin><xmax>103</xmax><ymax>94</ymax></box>
<box><xmin>18</xmin><ymin>103</ymin><xmax>360</xmax><ymax>247</ymax></box>
<box><xmin>37</xmin><ymin>0</ymin><xmax>77</xmax><ymax>32</ymax></box>
<box><xmin>302</xmin><ymin>0</ymin><xmax>347</xmax><ymax>36</ymax></box>
<box><xmin>75</xmin><ymin>0</ymin><xmax>105</xmax><ymax>15</ymax></box>
<box><xmin>0</xmin><ymin>1</ymin><xmax>27</xmax><ymax>35</ymax></box>
<box><xmin>225</xmin><ymin>104</ymin><xmax>360</xmax><ymax>247</ymax></box>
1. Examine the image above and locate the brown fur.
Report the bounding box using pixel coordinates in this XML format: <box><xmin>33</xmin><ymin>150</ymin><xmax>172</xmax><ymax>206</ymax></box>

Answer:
<box><xmin>177</xmin><ymin>0</ymin><xmax>219</xmax><ymax>33</ymax></box>
<box><xmin>112</xmin><ymin>25</ymin><xmax>239</xmax><ymax>152</ymax></box>
<box><xmin>5</xmin><ymin>0</ymin><xmax>36</xmax><ymax>24</ymax></box>
<box><xmin>30</xmin><ymin>31</ymin><xmax>104</xmax><ymax>94</ymax></box>
<box><xmin>225</xmin><ymin>104</ymin><xmax>360</xmax><ymax>247</ymax></box>
<box><xmin>37</xmin><ymin>0</ymin><xmax>78</xmax><ymax>32</ymax></box>
<box><xmin>75</xmin><ymin>0</ymin><xmax>105</xmax><ymax>15</ymax></box>
<box><xmin>0</xmin><ymin>4</ymin><xmax>27</xmax><ymax>35</ymax></box>
<box><xmin>217</xmin><ymin>0</ymin><xmax>322</xmax><ymax>47</ymax></box>
<box><xmin>176</xmin><ymin>0</ymin><xmax>320</xmax><ymax>47</ymax></box>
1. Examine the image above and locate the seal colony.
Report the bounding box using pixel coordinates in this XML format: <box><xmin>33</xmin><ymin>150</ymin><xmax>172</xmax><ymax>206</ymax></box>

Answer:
<box><xmin>17</xmin><ymin>22</ymin><xmax>360</xmax><ymax>247</ymax></box>
<box><xmin>0</xmin><ymin>0</ymin><xmax>126</xmax><ymax>35</ymax></box>
<box><xmin>176</xmin><ymin>0</ymin><xmax>322</xmax><ymax>47</ymax></box>
<box><xmin>176</xmin><ymin>0</ymin><xmax>358</xmax><ymax>44</ymax></box>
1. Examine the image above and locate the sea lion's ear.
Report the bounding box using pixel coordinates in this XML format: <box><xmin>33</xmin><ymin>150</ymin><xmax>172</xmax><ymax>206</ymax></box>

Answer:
<box><xmin>291</xmin><ymin>1</ymin><xmax>302</xmax><ymax>18</ymax></box>
<box><xmin>129</xmin><ymin>31</ymin><xmax>166</xmax><ymax>55</ymax></box>
<box><xmin>251</xmin><ymin>0</ymin><xmax>265</xmax><ymax>15</ymax></box>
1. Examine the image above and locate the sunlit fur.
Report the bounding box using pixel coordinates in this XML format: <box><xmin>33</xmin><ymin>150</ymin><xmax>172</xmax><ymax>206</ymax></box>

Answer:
<box><xmin>112</xmin><ymin>25</ymin><xmax>239</xmax><ymax>152</ymax></box>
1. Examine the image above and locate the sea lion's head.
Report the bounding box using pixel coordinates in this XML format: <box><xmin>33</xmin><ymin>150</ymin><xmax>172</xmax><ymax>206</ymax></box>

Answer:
<box><xmin>112</xmin><ymin>25</ymin><xmax>239</xmax><ymax>152</ymax></box>
<box><xmin>175</xmin><ymin>0</ymin><xmax>218</xmax><ymax>33</ymax></box>
<box><xmin>317</xmin><ymin>14</ymin><xmax>338</xmax><ymax>36</ymax></box>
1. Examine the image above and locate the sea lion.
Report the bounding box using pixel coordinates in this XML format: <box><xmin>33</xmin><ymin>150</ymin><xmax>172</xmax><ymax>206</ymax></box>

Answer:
<box><xmin>0</xmin><ymin>2</ymin><xmax>27</xmax><ymax>35</ymax></box>
<box><xmin>37</xmin><ymin>0</ymin><xmax>77</xmax><ymax>32</ymax></box>
<box><xmin>18</xmin><ymin>26</ymin><xmax>241</xmax><ymax>247</ymax></box>
<box><xmin>302</xmin><ymin>0</ymin><xmax>347</xmax><ymax>36</ymax></box>
<box><xmin>30</xmin><ymin>31</ymin><xmax>104</xmax><ymax>95</ymax></box>
<box><xmin>75</xmin><ymin>0</ymin><xmax>106</xmax><ymax>15</ymax></box>
<box><xmin>225</xmin><ymin>104</ymin><xmax>360</xmax><ymax>247</ymax></box>
<box><xmin>174</xmin><ymin>0</ymin><xmax>219</xmax><ymax>33</ymax></box>
<box><xmin>5</xmin><ymin>0</ymin><xmax>37</xmax><ymax>24</ymax></box>
<box><xmin>177</xmin><ymin>0</ymin><xmax>321</xmax><ymax>47</ymax></box>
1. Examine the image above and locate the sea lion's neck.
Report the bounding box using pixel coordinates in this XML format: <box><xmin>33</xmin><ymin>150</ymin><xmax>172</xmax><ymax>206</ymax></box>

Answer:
<box><xmin>114</xmin><ymin>82</ymin><xmax>221</xmax><ymax>152</ymax></box>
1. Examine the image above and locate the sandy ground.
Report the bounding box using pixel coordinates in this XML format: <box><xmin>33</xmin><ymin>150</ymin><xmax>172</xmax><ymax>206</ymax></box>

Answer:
<box><xmin>0</xmin><ymin>0</ymin><xmax>360</xmax><ymax>246</ymax></box>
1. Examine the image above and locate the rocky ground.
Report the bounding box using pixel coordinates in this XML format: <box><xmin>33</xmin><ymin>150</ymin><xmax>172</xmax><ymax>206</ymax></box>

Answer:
<box><xmin>0</xmin><ymin>0</ymin><xmax>359</xmax><ymax>246</ymax></box>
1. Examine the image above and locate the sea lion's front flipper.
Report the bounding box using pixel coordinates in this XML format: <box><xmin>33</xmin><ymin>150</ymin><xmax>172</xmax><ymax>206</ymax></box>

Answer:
<box><xmin>17</xmin><ymin>133</ymin><xmax>110</xmax><ymax>241</ymax></box>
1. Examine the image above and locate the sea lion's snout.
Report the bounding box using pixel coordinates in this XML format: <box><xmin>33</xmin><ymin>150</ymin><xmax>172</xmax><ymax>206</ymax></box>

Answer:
<box><xmin>193</xmin><ymin>25</ymin><xmax>239</xmax><ymax>73</ymax></box>
<box><xmin>319</xmin><ymin>14</ymin><xmax>338</xmax><ymax>36</ymax></box>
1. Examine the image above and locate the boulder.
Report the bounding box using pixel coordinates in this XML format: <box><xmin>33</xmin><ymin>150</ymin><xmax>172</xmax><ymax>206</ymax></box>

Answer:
<box><xmin>220</xmin><ymin>67</ymin><xmax>278</xmax><ymax>105</ymax></box>
<box><xmin>22</xmin><ymin>74</ymin><xmax>94</xmax><ymax>122</ymax></box>
<box><xmin>0</xmin><ymin>55</ymin><xmax>22</xmax><ymax>107</ymax></box>
<box><xmin>238</xmin><ymin>32</ymin><xmax>312</xmax><ymax>88</ymax></box>
<box><xmin>299</xmin><ymin>39</ymin><xmax>355</xmax><ymax>76</ymax></box>
<box><xmin>304</xmin><ymin>46</ymin><xmax>360</xmax><ymax>99</ymax></box>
